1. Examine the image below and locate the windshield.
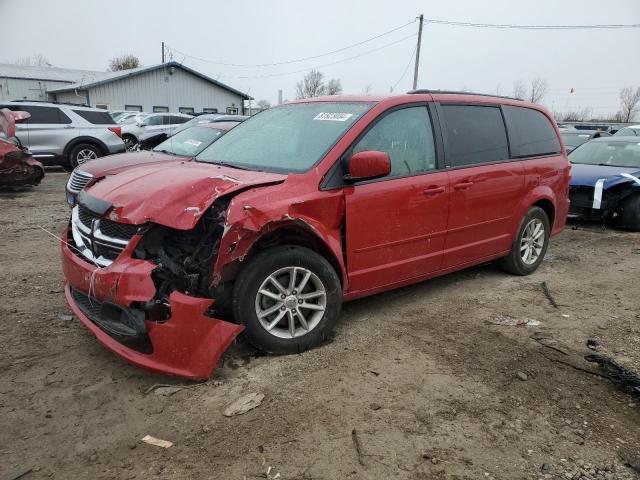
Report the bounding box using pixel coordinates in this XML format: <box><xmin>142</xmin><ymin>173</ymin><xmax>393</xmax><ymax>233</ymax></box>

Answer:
<box><xmin>561</xmin><ymin>132</ymin><xmax>593</xmax><ymax>148</ymax></box>
<box><xmin>569</xmin><ymin>140</ymin><xmax>640</xmax><ymax>168</ymax></box>
<box><xmin>153</xmin><ymin>126</ymin><xmax>224</xmax><ymax>156</ymax></box>
<box><xmin>196</xmin><ymin>102</ymin><xmax>373</xmax><ymax>172</ymax></box>
<box><xmin>614</xmin><ymin>127</ymin><xmax>640</xmax><ymax>137</ymax></box>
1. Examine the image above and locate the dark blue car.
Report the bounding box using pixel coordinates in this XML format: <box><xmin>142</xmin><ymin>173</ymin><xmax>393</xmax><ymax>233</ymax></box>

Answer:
<box><xmin>568</xmin><ymin>136</ymin><xmax>640</xmax><ymax>230</ymax></box>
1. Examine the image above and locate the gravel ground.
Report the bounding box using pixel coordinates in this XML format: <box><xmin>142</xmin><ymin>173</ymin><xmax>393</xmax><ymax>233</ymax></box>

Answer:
<box><xmin>1</xmin><ymin>170</ymin><xmax>639</xmax><ymax>480</ymax></box>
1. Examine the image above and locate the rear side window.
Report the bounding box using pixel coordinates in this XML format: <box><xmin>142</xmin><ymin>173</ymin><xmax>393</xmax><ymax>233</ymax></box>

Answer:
<box><xmin>72</xmin><ymin>109</ymin><xmax>116</xmax><ymax>125</ymax></box>
<box><xmin>440</xmin><ymin>105</ymin><xmax>509</xmax><ymax>167</ymax></box>
<box><xmin>503</xmin><ymin>106</ymin><xmax>561</xmax><ymax>158</ymax></box>
<box><xmin>147</xmin><ymin>115</ymin><xmax>164</xmax><ymax>126</ymax></box>
<box><xmin>4</xmin><ymin>105</ymin><xmax>71</xmax><ymax>124</ymax></box>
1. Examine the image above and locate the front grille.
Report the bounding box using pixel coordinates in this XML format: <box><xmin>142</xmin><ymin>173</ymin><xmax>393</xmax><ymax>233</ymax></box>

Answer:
<box><xmin>71</xmin><ymin>287</ymin><xmax>103</xmax><ymax>322</ymax></box>
<box><xmin>71</xmin><ymin>205</ymin><xmax>140</xmax><ymax>267</ymax></box>
<box><xmin>569</xmin><ymin>186</ymin><xmax>596</xmax><ymax>208</ymax></box>
<box><xmin>67</xmin><ymin>170</ymin><xmax>93</xmax><ymax>193</ymax></box>
<box><xmin>77</xmin><ymin>205</ymin><xmax>138</xmax><ymax>240</ymax></box>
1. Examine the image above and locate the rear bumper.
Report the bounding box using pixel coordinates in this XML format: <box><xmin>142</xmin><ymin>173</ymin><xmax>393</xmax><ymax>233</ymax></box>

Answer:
<box><xmin>61</xmin><ymin>227</ymin><xmax>244</xmax><ymax>379</ymax></box>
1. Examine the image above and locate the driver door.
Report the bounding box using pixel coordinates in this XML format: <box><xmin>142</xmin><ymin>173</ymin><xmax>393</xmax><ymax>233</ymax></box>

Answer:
<box><xmin>344</xmin><ymin>105</ymin><xmax>449</xmax><ymax>294</ymax></box>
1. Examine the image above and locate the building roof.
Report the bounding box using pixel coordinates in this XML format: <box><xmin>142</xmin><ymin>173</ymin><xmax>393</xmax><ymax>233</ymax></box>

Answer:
<box><xmin>46</xmin><ymin>61</ymin><xmax>251</xmax><ymax>100</ymax></box>
<box><xmin>0</xmin><ymin>63</ymin><xmax>102</xmax><ymax>83</ymax></box>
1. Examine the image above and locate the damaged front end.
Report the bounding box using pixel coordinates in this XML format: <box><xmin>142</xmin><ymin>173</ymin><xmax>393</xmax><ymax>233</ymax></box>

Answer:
<box><xmin>62</xmin><ymin>195</ymin><xmax>244</xmax><ymax>379</ymax></box>
<box><xmin>0</xmin><ymin>108</ymin><xmax>44</xmax><ymax>188</ymax></box>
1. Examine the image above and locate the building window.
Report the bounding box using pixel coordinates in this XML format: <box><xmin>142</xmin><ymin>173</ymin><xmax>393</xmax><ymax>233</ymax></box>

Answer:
<box><xmin>226</xmin><ymin>107</ymin><xmax>238</xmax><ymax>115</ymax></box>
<box><xmin>94</xmin><ymin>103</ymin><xmax>109</xmax><ymax>110</ymax></box>
<box><xmin>125</xmin><ymin>104</ymin><xmax>143</xmax><ymax>112</ymax></box>
<box><xmin>179</xmin><ymin>107</ymin><xmax>195</xmax><ymax>114</ymax></box>
<box><xmin>202</xmin><ymin>108</ymin><xmax>218</xmax><ymax>114</ymax></box>
<box><xmin>153</xmin><ymin>106</ymin><xmax>169</xmax><ymax>113</ymax></box>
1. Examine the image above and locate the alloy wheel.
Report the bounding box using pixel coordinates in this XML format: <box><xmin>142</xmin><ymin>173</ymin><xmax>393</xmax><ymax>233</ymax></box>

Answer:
<box><xmin>254</xmin><ymin>266</ymin><xmax>327</xmax><ymax>339</ymax></box>
<box><xmin>76</xmin><ymin>149</ymin><xmax>98</xmax><ymax>164</ymax></box>
<box><xmin>520</xmin><ymin>218</ymin><xmax>545</xmax><ymax>265</ymax></box>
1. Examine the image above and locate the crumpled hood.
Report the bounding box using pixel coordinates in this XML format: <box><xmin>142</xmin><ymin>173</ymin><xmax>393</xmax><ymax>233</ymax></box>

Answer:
<box><xmin>79</xmin><ymin>151</ymin><xmax>188</xmax><ymax>177</ymax></box>
<box><xmin>570</xmin><ymin>163</ymin><xmax>640</xmax><ymax>189</ymax></box>
<box><xmin>82</xmin><ymin>161</ymin><xmax>286</xmax><ymax>229</ymax></box>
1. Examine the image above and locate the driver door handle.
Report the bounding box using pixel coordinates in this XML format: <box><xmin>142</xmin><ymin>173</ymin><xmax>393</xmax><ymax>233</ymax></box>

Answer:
<box><xmin>453</xmin><ymin>181</ymin><xmax>474</xmax><ymax>190</ymax></box>
<box><xmin>423</xmin><ymin>185</ymin><xmax>445</xmax><ymax>195</ymax></box>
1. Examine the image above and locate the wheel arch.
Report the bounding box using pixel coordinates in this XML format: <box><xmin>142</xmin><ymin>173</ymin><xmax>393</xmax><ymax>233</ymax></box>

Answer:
<box><xmin>63</xmin><ymin>136</ymin><xmax>109</xmax><ymax>159</ymax></box>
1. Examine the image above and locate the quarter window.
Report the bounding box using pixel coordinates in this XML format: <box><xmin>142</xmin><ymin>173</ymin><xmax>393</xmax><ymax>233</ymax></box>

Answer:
<box><xmin>440</xmin><ymin>105</ymin><xmax>509</xmax><ymax>167</ymax></box>
<box><xmin>503</xmin><ymin>106</ymin><xmax>561</xmax><ymax>158</ymax></box>
<box><xmin>5</xmin><ymin>105</ymin><xmax>71</xmax><ymax>124</ymax></box>
<box><xmin>352</xmin><ymin>106</ymin><xmax>437</xmax><ymax>177</ymax></box>
<box><xmin>72</xmin><ymin>109</ymin><xmax>116</xmax><ymax>125</ymax></box>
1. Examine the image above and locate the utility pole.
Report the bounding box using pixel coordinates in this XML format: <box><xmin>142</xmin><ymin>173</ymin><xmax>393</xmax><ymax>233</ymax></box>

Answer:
<box><xmin>162</xmin><ymin>42</ymin><xmax>165</xmax><ymax>63</ymax></box>
<box><xmin>412</xmin><ymin>14</ymin><xmax>424</xmax><ymax>90</ymax></box>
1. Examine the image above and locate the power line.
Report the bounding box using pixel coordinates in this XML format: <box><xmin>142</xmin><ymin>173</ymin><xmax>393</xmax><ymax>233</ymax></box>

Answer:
<box><xmin>392</xmin><ymin>44</ymin><xmax>417</xmax><ymax>92</ymax></box>
<box><xmin>165</xmin><ymin>19</ymin><xmax>416</xmax><ymax>68</ymax></box>
<box><xmin>177</xmin><ymin>33</ymin><xmax>417</xmax><ymax>80</ymax></box>
<box><xmin>423</xmin><ymin>18</ymin><xmax>640</xmax><ymax>29</ymax></box>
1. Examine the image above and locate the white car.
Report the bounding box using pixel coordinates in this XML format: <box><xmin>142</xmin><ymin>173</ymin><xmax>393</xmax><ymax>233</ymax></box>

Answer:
<box><xmin>120</xmin><ymin>112</ymin><xmax>192</xmax><ymax>150</ymax></box>
<box><xmin>613</xmin><ymin>125</ymin><xmax>640</xmax><ymax>136</ymax></box>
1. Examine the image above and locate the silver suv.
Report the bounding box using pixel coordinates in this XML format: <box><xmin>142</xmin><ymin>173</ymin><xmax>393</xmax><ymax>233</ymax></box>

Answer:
<box><xmin>0</xmin><ymin>101</ymin><xmax>126</xmax><ymax>169</ymax></box>
<box><xmin>120</xmin><ymin>112</ymin><xmax>192</xmax><ymax>150</ymax></box>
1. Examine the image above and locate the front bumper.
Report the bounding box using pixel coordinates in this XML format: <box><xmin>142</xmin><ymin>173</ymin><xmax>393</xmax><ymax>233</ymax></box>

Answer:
<box><xmin>61</xmin><ymin>227</ymin><xmax>244</xmax><ymax>379</ymax></box>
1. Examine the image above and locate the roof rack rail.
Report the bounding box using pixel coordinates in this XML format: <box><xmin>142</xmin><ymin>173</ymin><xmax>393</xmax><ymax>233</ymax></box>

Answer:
<box><xmin>407</xmin><ymin>89</ymin><xmax>523</xmax><ymax>102</ymax></box>
<box><xmin>11</xmin><ymin>99</ymin><xmax>91</xmax><ymax>107</ymax></box>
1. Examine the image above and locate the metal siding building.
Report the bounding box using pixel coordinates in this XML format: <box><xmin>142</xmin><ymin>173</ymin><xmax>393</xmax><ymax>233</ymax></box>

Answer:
<box><xmin>0</xmin><ymin>62</ymin><xmax>249</xmax><ymax>114</ymax></box>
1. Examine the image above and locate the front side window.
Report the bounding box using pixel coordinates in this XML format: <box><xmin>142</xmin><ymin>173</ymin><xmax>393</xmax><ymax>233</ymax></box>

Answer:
<box><xmin>197</xmin><ymin>102</ymin><xmax>373</xmax><ymax>173</ymax></box>
<box><xmin>503</xmin><ymin>106</ymin><xmax>561</xmax><ymax>158</ymax></box>
<box><xmin>154</xmin><ymin>126</ymin><xmax>224</xmax><ymax>156</ymax></box>
<box><xmin>352</xmin><ymin>106</ymin><xmax>436</xmax><ymax>177</ymax></box>
<box><xmin>440</xmin><ymin>104</ymin><xmax>509</xmax><ymax>167</ymax></box>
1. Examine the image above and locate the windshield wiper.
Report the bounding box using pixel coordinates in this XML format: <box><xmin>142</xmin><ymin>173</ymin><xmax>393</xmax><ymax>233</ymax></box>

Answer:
<box><xmin>211</xmin><ymin>161</ymin><xmax>257</xmax><ymax>171</ymax></box>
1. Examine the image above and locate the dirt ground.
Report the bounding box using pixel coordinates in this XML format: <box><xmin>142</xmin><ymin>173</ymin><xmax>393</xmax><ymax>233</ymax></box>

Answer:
<box><xmin>1</xmin><ymin>170</ymin><xmax>639</xmax><ymax>480</ymax></box>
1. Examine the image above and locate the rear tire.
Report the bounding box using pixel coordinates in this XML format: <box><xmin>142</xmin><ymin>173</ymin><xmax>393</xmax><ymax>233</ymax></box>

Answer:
<box><xmin>69</xmin><ymin>143</ymin><xmax>101</xmax><ymax>168</ymax></box>
<box><xmin>232</xmin><ymin>246</ymin><xmax>342</xmax><ymax>354</ymax></box>
<box><xmin>499</xmin><ymin>206</ymin><xmax>550</xmax><ymax>276</ymax></box>
<box><xmin>618</xmin><ymin>194</ymin><xmax>640</xmax><ymax>231</ymax></box>
<box><xmin>123</xmin><ymin>134</ymin><xmax>137</xmax><ymax>151</ymax></box>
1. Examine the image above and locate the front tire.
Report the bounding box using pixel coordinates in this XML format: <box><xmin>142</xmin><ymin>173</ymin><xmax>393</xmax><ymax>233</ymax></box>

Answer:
<box><xmin>618</xmin><ymin>194</ymin><xmax>640</xmax><ymax>231</ymax></box>
<box><xmin>499</xmin><ymin>206</ymin><xmax>550</xmax><ymax>276</ymax></box>
<box><xmin>232</xmin><ymin>246</ymin><xmax>342</xmax><ymax>354</ymax></box>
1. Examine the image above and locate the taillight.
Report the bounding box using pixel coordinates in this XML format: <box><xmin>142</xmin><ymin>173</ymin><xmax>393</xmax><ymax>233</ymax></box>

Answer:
<box><xmin>108</xmin><ymin>126</ymin><xmax>122</xmax><ymax>138</ymax></box>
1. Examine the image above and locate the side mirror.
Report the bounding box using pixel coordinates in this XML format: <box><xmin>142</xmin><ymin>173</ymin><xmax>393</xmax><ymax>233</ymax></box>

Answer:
<box><xmin>138</xmin><ymin>121</ymin><xmax>148</xmax><ymax>127</ymax></box>
<box><xmin>345</xmin><ymin>150</ymin><xmax>391</xmax><ymax>182</ymax></box>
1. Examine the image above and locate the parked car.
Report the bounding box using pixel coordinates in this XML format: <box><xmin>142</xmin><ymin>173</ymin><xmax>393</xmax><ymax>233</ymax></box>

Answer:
<box><xmin>0</xmin><ymin>108</ymin><xmax>44</xmax><ymax>187</ymax></box>
<box><xmin>120</xmin><ymin>112</ymin><xmax>192</xmax><ymax>151</ymax></box>
<box><xmin>0</xmin><ymin>101</ymin><xmax>125</xmax><ymax>169</ymax></box>
<box><xmin>560</xmin><ymin>129</ymin><xmax>610</xmax><ymax>154</ymax></box>
<box><xmin>61</xmin><ymin>92</ymin><xmax>569</xmax><ymax>379</ymax></box>
<box><xmin>109</xmin><ymin>110</ymin><xmax>139</xmax><ymax>122</ymax></box>
<box><xmin>613</xmin><ymin>125</ymin><xmax>640</xmax><ymax>137</ymax></box>
<box><xmin>115</xmin><ymin>112</ymin><xmax>144</xmax><ymax>124</ymax></box>
<box><xmin>568</xmin><ymin>136</ymin><xmax>640</xmax><ymax>229</ymax></box>
<box><xmin>65</xmin><ymin>122</ymin><xmax>239</xmax><ymax>206</ymax></box>
<box><xmin>142</xmin><ymin>116</ymin><xmax>246</xmax><ymax>147</ymax></box>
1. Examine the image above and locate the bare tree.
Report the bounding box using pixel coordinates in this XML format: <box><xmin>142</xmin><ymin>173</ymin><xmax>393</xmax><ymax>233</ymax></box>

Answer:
<box><xmin>256</xmin><ymin>99</ymin><xmax>271</xmax><ymax>110</ymax></box>
<box><xmin>14</xmin><ymin>54</ymin><xmax>52</xmax><ymax>67</ymax></box>
<box><xmin>362</xmin><ymin>84</ymin><xmax>373</xmax><ymax>95</ymax></box>
<box><xmin>296</xmin><ymin>70</ymin><xmax>326</xmax><ymax>99</ymax></box>
<box><xmin>108</xmin><ymin>54</ymin><xmax>141</xmax><ymax>72</ymax></box>
<box><xmin>559</xmin><ymin>108</ymin><xmax>593</xmax><ymax>122</ymax></box>
<box><xmin>326</xmin><ymin>79</ymin><xmax>342</xmax><ymax>96</ymax></box>
<box><xmin>619</xmin><ymin>87</ymin><xmax>640</xmax><ymax>122</ymax></box>
<box><xmin>529</xmin><ymin>77</ymin><xmax>549</xmax><ymax>103</ymax></box>
<box><xmin>512</xmin><ymin>80</ymin><xmax>526</xmax><ymax>100</ymax></box>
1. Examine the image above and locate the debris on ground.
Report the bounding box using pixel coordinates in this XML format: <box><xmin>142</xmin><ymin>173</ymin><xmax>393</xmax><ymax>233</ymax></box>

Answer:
<box><xmin>141</xmin><ymin>435</ymin><xmax>173</xmax><ymax>449</ymax></box>
<box><xmin>586</xmin><ymin>339</ymin><xmax>600</xmax><ymax>351</ymax></box>
<box><xmin>56</xmin><ymin>313</ymin><xmax>73</xmax><ymax>322</ymax></box>
<box><xmin>530</xmin><ymin>332</ymin><xmax>571</xmax><ymax>356</ymax></box>
<box><xmin>541</xmin><ymin>281</ymin><xmax>559</xmax><ymax>308</ymax></box>
<box><xmin>222</xmin><ymin>393</ymin><xmax>265</xmax><ymax>417</ymax></box>
<box><xmin>515</xmin><ymin>371</ymin><xmax>528</xmax><ymax>381</ymax></box>
<box><xmin>3</xmin><ymin>467</ymin><xmax>33</xmax><ymax>480</ymax></box>
<box><xmin>585</xmin><ymin>354</ymin><xmax>640</xmax><ymax>397</ymax></box>
<box><xmin>143</xmin><ymin>383</ymin><xmax>204</xmax><ymax>396</ymax></box>
<box><xmin>488</xmin><ymin>314</ymin><xmax>540</xmax><ymax>327</ymax></box>
<box><xmin>351</xmin><ymin>429</ymin><xmax>364</xmax><ymax>466</ymax></box>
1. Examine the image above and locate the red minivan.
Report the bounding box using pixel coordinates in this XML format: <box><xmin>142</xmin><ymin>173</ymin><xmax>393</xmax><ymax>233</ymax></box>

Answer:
<box><xmin>61</xmin><ymin>91</ymin><xmax>570</xmax><ymax>379</ymax></box>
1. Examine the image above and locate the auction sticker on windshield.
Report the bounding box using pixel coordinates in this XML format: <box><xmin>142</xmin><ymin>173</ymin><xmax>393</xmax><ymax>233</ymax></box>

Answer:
<box><xmin>314</xmin><ymin>112</ymin><xmax>354</xmax><ymax>122</ymax></box>
<box><xmin>184</xmin><ymin>139</ymin><xmax>202</xmax><ymax>147</ymax></box>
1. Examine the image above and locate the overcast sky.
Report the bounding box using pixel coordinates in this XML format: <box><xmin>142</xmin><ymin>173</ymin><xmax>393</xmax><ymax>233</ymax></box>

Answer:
<box><xmin>1</xmin><ymin>0</ymin><xmax>638</xmax><ymax>116</ymax></box>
